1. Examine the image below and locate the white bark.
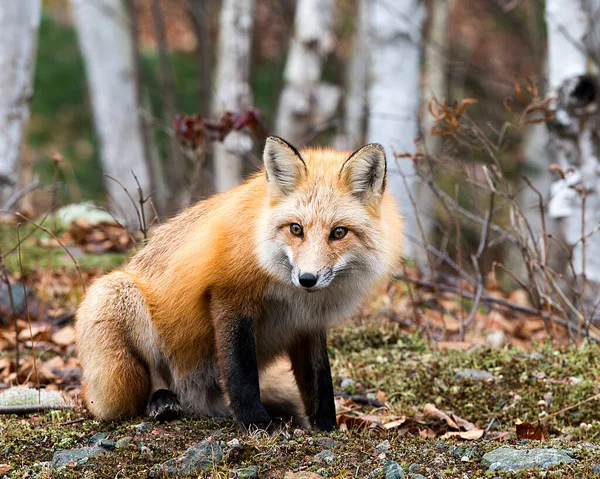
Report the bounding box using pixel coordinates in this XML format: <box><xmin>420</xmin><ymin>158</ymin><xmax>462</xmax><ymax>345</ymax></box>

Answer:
<box><xmin>338</xmin><ymin>0</ymin><xmax>369</xmax><ymax>150</ymax></box>
<box><xmin>0</xmin><ymin>1</ymin><xmax>41</xmax><ymax>206</ymax></box>
<box><xmin>275</xmin><ymin>0</ymin><xmax>340</xmax><ymax>146</ymax></box>
<box><xmin>211</xmin><ymin>0</ymin><xmax>255</xmax><ymax>192</ymax></box>
<box><xmin>366</xmin><ymin>0</ymin><xmax>425</xmax><ymax>260</ymax></box>
<box><xmin>422</xmin><ymin>0</ymin><xmax>451</xmax><ymax>156</ymax></box>
<box><xmin>70</xmin><ymin>0</ymin><xmax>152</xmax><ymax>226</ymax></box>
<box><xmin>545</xmin><ymin>0</ymin><xmax>587</xmax><ymax>94</ymax></box>
<box><xmin>545</xmin><ymin>0</ymin><xmax>600</xmax><ymax>320</ymax></box>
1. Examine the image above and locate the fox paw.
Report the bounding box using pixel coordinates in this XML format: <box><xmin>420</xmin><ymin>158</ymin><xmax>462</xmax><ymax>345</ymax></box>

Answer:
<box><xmin>147</xmin><ymin>389</ymin><xmax>182</xmax><ymax>421</ymax></box>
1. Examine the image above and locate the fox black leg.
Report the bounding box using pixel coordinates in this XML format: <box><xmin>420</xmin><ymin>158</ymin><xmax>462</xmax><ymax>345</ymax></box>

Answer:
<box><xmin>218</xmin><ymin>314</ymin><xmax>273</xmax><ymax>432</ymax></box>
<box><xmin>147</xmin><ymin>389</ymin><xmax>182</xmax><ymax>421</ymax></box>
<box><xmin>289</xmin><ymin>331</ymin><xmax>337</xmax><ymax>431</ymax></box>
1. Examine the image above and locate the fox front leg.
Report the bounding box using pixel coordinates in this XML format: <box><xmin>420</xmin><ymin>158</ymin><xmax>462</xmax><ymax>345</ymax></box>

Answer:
<box><xmin>216</xmin><ymin>313</ymin><xmax>272</xmax><ymax>431</ymax></box>
<box><xmin>289</xmin><ymin>331</ymin><xmax>337</xmax><ymax>431</ymax></box>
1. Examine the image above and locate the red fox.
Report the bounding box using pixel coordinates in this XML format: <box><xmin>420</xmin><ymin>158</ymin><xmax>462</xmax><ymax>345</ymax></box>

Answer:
<box><xmin>75</xmin><ymin>136</ymin><xmax>403</xmax><ymax>431</ymax></box>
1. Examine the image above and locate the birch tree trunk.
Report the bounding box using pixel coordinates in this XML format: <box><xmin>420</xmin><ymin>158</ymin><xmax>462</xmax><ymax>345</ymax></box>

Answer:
<box><xmin>366</xmin><ymin>0</ymin><xmax>425</xmax><ymax>260</ymax></box>
<box><xmin>0</xmin><ymin>1</ymin><xmax>41</xmax><ymax>206</ymax></box>
<box><xmin>211</xmin><ymin>0</ymin><xmax>255</xmax><ymax>192</ymax></box>
<box><xmin>275</xmin><ymin>0</ymin><xmax>340</xmax><ymax>146</ymax></box>
<box><xmin>70</xmin><ymin>0</ymin><xmax>152</xmax><ymax>226</ymax></box>
<box><xmin>545</xmin><ymin>0</ymin><xmax>600</xmax><ymax>321</ymax></box>
<box><xmin>422</xmin><ymin>0</ymin><xmax>451</xmax><ymax>156</ymax></box>
<box><xmin>338</xmin><ymin>0</ymin><xmax>368</xmax><ymax>150</ymax></box>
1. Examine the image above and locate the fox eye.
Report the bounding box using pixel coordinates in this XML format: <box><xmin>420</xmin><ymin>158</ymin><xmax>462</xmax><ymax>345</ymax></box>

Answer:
<box><xmin>330</xmin><ymin>226</ymin><xmax>348</xmax><ymax>240</ymax></box>
<box><xmin>290</xmin><ymin>223</ymin><xmax>303</xmax><ymax>237</ymax></box>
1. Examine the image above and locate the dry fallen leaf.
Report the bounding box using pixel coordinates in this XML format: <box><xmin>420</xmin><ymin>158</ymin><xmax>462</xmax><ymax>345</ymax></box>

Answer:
<box><xmin>383</xmin><ymin>416</ymin><xmax>408</xmax><ymax>430</ymax></box>
<box><xmin>515</xmin><ymin>420</ymin><xmax>547</xmax><ymax>440</ymax></box>
<box><xmin>423</xmin><ymin>403</ymin><xmax>459</xmax><ymax>429</ymax></box>
<box><xmin>51</xmin><ymin>325</ymin><xmax>76</xmax><ymax>346</ymax></box>
<box><xmin>0</xmin><ymin>464</ymin><xmax>14</xmax><ymax>475</ymax></box>
<box><xmin>441</xmin><ymin>429</ymin><xmax>485</xmax><ymax>440</ymax></box>
<box><xmin>336</xmin><ymin>413</ymin><xmax>382</xmax><ymax>431</ymax></box>
<box><xmin>17</xmin><ymin>324</ymin><xmax>51</xmax><ymax>342</ymax></box>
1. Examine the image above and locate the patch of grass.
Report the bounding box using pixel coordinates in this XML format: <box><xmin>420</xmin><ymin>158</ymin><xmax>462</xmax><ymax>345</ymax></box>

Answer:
<box><xmin>1</xmin><ymin>316</ymin><xmax>600</xmax><ymax>477</ymax></box>
<box><xmin>0</xmin><ymin>224</ymin><xmax>128</xmax><ymax>276</ymax></box>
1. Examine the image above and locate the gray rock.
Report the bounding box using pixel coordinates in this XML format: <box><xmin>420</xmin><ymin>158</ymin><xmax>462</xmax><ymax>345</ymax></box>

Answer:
<box><xmin>149</xmin><ymin>436</ymin><xmax>223</xmax><ymax>477</ymax></box>
<box><xmin>593</xmin><ymin>464</ymin><xmax>600</xmax><ymax>475</ymax></box>
<box><xmin>51</xmin><ymin>446</ymin><xmax>107</xmax><ymax>468</ymax></box>
<box><xmin>315</xmin><ymin>437</ymin><xmax>344</xmax><ymax>449</ymax></box>
<box><xmin>376</xmin><ymin>440</ymin><xmax>391</xmax><ymax>453</ymax></box>
<box><xmin>366</xmin><ymin>468</ymin><xmax>383</xmax><ymax>479</ymax></box>
<box><xmin>135</xmin><ymin>422</ymin><xmax>153</xmax><ymax>433</ymax></box>
<box><xmin>410</xmin><ymin>475</ymin><xmax>426</xmax><ymax>479</ymax></box>
<box><xmin>455</xmin><ymin>369</ymin><xmax>497</xmax><ymax>382</ymax></box>
<box><xmin>341</xmin><ymin>378</ymin><xmax>355</xmax><ymax>390</ymax></box>
<box><xmin>116</xmin><ymin>436</ymin><xmax>133</xmax><ymax>449</ymax></box>
<box><xmin>98</xmin><ymin>439</ymin><xmax>116</xmax><ymax>450</ymax></box>
<box><xmin>481</xmin><ymin>447</ymin><xmax>576</xmax><ymax>471</ymax></box>
<box><xmin>88</xmin><ymin>432</ymin><xmax>108</xmax><ymax>445</ymax></box>
<box><xmin>232</xmin><ymin>465</ymin><xmax>258</xmax><ymax>478</ymax></box>
<box><xmin>384</xmin><ymin>460</ymin><xmax>405</xmax><ymax>479</ymax></box>
<box><xmin>314</xmin><ymin>450</ymin><xmax>336</xmax><ymax>465</ymax></box>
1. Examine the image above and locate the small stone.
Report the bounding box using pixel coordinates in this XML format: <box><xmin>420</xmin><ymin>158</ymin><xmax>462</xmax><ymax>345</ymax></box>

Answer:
<box><xmin>51</xmin><ymin>446</ymin><xmax>107</xmax><ymax>468</ymax></box>
<box><xmin>592</xmin><ymin>464</ymin><xmax>600</xmax><ymax>475</ymax></box>
<box><xmin>481</xmin><ymin>447</ymin><xmax>576</xmax><ymax>471</ymax></box>
<box><xmin>88</xmin><ymin>432</ymin><xmax>108</xmax><ymax>445</ymax></box>
<box><xmin>366</xmin><ymin>468</ymin><xmax>383</xmax><ymax>479</ymax></box>
<box><xmin>341</xmin><ymin>378</ymin><xmax>355</xmax><ymax>390</ymax></box>
<box><xmin>376</xmin><ymin>440</ymin><xmax>391</xmax><ymax>453</ymax></box>
<box><xmin>293</xmin><ymin>428</ymin><xmax>305</xmax><ymax>438</ymax></box>
<box><xmin>149</xmin><ymin>436</ymin><xmax>223</xmax><ymax>477</ymax></box>
<box><xmin>232</xmin><ymin>465</ymin><xmax>258</xmax><ymax>478</ymax></box>
<box><xmin>407</xmin><ymin>464</ymin><xmax>419</xmax><ymax>473</ymax></box>
<box><xmin>313</xmin><ymin>450</ymin><xmax>336</xmax><ymax>465</ymax></box>
<box><xmin>140</xmin><ymin>445</ymin><xmax>153</xmax><ymax>456</ymax></box>
<box><xmin>410</xmin><ymin>475</ymin><xmax>426</xmax><ymax>479</ymax></box>
<box><xmin>486</xmin><ymin>330</ymin><xmax>505</xmax><ymax>349</ymax></box>
<box><xmin>315</xmin><ymin>437</ymin><xmax>343</xmax><ymax>449</ymax></box>
<box><xmin>384</xmin><ymin>460</ymin><xmax>405</xmax><ymax>479</ymax></box>
<box><xmin>135</xmin><ymin>422</ymin><xmax>153</xmax><ymax>433</ymax></box>
<box><xmin>98</xmin><ymin>439</ymin><xmax>116</xmax><ymax>450</ymax></box>
<box><xmin>455</xmin><ymin>369</ymin><xmax>498</xmax><ymax>382</ymax></box>
<box><xmin>449</xmin><ymin>446</ymin><xmax>464</xmax><ymax>459</ymax></box>
<box><xmin>116</xmin><ymin>437</ymin><xmax>133</xmax><ymax>449</ymax></box>
<box><xmin>227</xmin><ymin>438</ymin><xmax>241</xmax><ymax>448</ymax></box>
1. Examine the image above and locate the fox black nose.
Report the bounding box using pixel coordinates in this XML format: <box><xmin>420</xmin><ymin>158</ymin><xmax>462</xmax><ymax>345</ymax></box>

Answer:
<box><xmin>299</xmin><ymin>273</ymin><xmax>318</xmax><ymax>288</ymax></box>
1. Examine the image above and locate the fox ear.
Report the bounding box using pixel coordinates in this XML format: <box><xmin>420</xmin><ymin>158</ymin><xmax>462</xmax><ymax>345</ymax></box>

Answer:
<box><xmin>263</xmin><ymin>136</ymin><xmax>307</xmax><ymax>197</ymax></box>
<box><xmin>340</xmin><ymin>143</ymin><xmax>387</xmax><ymax>203</ymax></box>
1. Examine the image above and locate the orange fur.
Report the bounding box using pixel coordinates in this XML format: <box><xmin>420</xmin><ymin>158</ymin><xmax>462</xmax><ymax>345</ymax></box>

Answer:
<box><xmin>76</xmin><ymin>140</ymin><xmax>403</xmax><ymax>421</ymax></box>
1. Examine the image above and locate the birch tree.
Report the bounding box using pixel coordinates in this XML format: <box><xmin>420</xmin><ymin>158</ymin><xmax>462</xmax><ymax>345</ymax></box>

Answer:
<box><xmin>275</xmin><ymin>0</ymin><xmax>340</xmax><ymax>146</ymax></box>
<box><xmin>338</xmin><ymin>0</ymin><xmax>369</xmax><ymax>150</ymax></box>
<box><xmin>70</xmin><ymin>0</ymin><xmax>152</xmax><ymax>226</ymax></box>
<box><xmin>545</xmin><ymin>0</ymin><xmax>600</xmax><ymax>321</ymax></box>
<box><xmin>211</xmin><ymin>0</ymin><xmax>255</xmax><ymax>192</ymax></box>
<box><xmin>422</xmin><ymin>0</ymin><xmax>451</xmax><ymax>156</ymax></box>
<box><xmin>366</xmin><ymin>0</ymin><xmax>425</xmax><ymax>260</ymax></box>
<box><xmin>0</xmin><ymin>1</ymin><xmax>41</xmax><ymax>207</ymax></box>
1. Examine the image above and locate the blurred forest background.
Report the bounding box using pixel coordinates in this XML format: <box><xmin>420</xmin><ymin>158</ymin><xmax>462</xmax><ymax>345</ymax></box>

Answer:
<box><xmin>3</xmin><ymin>0</ymin><xmax>600</xmax><ymax>340</ymax></box>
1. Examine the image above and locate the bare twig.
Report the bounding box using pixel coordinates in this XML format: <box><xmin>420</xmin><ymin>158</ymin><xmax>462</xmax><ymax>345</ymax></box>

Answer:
<box><xmin>1</xmin><ymin>179</ymin><xmax>41</xmax><ymax>211</ymax></box>
<box><xmin>17</xmin><ymin>225</ymin><xmax>40</xmax><ymax>401</ymax></box>
<box><xmin>14</xmin><ymin>213</ymin><xmax>86</xmax><ymax>293</ymax></box>
<box><xmin>0</xmin><ymin>404</ymin><xmax>75</xmax><ymax>415</ymax></box>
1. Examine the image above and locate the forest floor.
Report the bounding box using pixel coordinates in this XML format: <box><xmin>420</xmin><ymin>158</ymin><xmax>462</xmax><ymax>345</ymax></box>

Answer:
<box><xmin>1</xmin><ymin>218</ymin><xmax>600</xmax><ymax>478</ymax></box>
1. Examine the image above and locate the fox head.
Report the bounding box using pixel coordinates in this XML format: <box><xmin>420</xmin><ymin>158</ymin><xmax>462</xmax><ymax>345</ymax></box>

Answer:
<box><xmin>257</xmin><ymin>136</ymin><xmax>396</xmax><ymax>292</ymax></box>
